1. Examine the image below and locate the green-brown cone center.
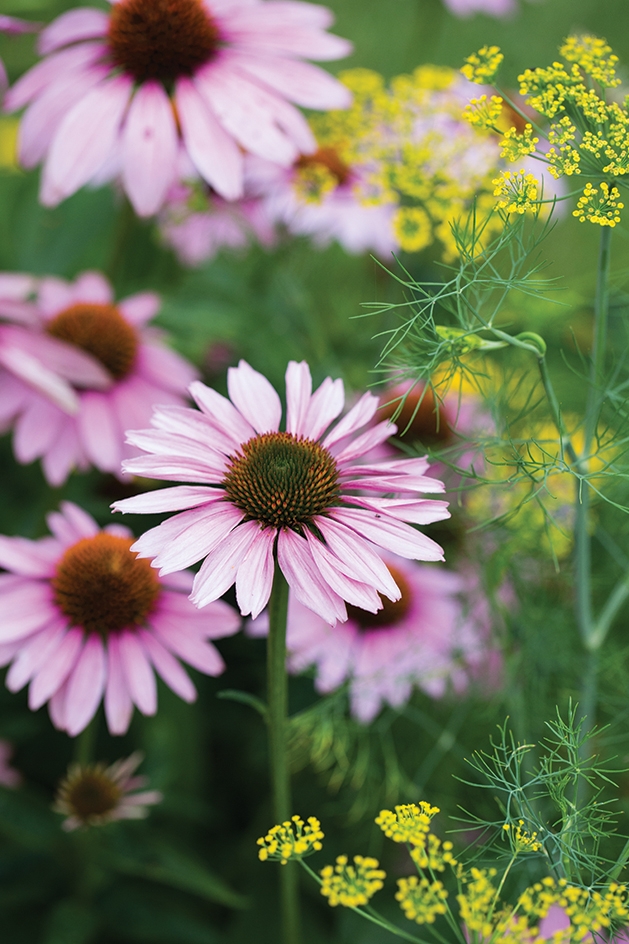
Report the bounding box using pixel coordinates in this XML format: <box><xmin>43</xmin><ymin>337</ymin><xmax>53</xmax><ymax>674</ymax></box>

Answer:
<box><xmin>62</xmin><ymin>768</ymin><xmax>122</xmax><ymax>819</ymax></box>
<box><xmin>52</xmin><ymin>533</ymin><xmax>161</xmax><ymax>636</ymax></box>
<box><xmin>47</xmin><ymin>303</ymin><xmax>138</xmax><ymax>380</ymax></box>
<box><xmin>108</xmin><ymin>0</ymin><xmax>221</xmax><ymax>84</ymax></box>
<box><xmin>347</xmin><ymin>566</ymin><xmax>413</xmax><ymax>630</ymax></box>
<box><xmin>223</xmin><ymin>432</ymin><xmax>340</xmax><ymax>529</ymax></box>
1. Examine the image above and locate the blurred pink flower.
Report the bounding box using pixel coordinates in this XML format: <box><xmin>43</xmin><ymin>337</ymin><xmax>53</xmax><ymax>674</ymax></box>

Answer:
<box><xmin>443</xmin><ymin>0</ymin><xmax>516</xmax><ymax>17</ymax></box>
<box><xmin>249</xmin><ymin>553</ymin><xmax>499</xmax><ymax>722</ymax></box>
<box><xmin>54</xmin><ymin>751</ymin><xmax>161</xmax><ymax>830</ymax></box>
<box><xmin>5</xmin><ymin>0</ymin><xmax>352</xmax><ymax>215</ymax></box>
<box><xmin>113</xmin><ymin>360</ymin><xmax>450</xmax><ymax>624</ymax></box>
<box><xmin>0</xmin><ymin>270</ymin><xmax>197</xmax><ymax>485</ymax></box>
<box><xmin>158</xmin><ymin>179</ymin><xmax>276</xmax><ymax>266</ymax></box>
<box><xmin>246</xmin><ymin>152</ymin><xmax>397</xmax><ymax>256</ymax></box>
<box><xmin>0</xmin><ymin>501</ymin><xmax>240</xmax><ymax>736</ymax></box>
<box><xmin>0</xmin><ymin>739</ymin><xmax>21</xmax><ymax>788</ymax></box>
<box><xmin>0</xmin><ymin>16</ymin><xmax>39</xmax><ymax>99</ymax></box>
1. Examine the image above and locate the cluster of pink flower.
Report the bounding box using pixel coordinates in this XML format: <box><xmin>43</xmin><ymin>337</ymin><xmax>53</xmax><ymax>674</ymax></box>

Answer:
<box><xmin>0</xmin><ymin>0</ymin><xmax>504</xmax><ymax>761</ymax></box>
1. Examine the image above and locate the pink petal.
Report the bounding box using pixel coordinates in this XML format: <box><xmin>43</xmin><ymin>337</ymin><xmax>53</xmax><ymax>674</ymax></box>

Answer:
<box><xmin>330</xmin><ymin>507</ymin><xmax>445</xmax><ymax>561</ymax></box>
<box><xmin>41</xmin><ymin>75</ymin><xmax>132</xmax><ymax>207</ymax></box>
<box><xmin>148</xmin><ymin>406</ymin><xmax>234</xmax><ymax>455</ymax></box>
<box><xmin>220</xmin><ymin>3</ymin><xmax>335</xmax><ymax>29</ymax></box>
<box><xmin>0</xmin><ymin>582</ymin><xmax>57</xmax><ymax>643</ymax></box>
<box><xmin>0</xmin><ymin>535</ymin><xmax>59</xmax><ymax>578</ymax></box>
<box><xmin>29</xmin><ymin>628</ymin><xmax>83</xmax><ymax>709</ymax></box>
<box><xmin>58</xmin><ymin>501</ymin><xmax>101</xmax><ymax>539</ymax></box>
<box><xmin>41</xmin><ymin>419</ymin><xmax>84</xmax><ymax>486</ymax></box>
<box><xmin>334</xmin><ymin>420</ymin><xmax>397</xmax><ymax>463</ymax></box>
<box><xmin>305</xmin><ymin>532</ymin><xmax>382</xmax><ymax>611</ymax></box>
<box><xmin>303</xmin><ymin>376</ymin><xmax>345</xmax><ymax>440</ymax></box>
<box><xmin>77</xmin><ymin>392</ymin><xmax>121</xmax><ymax>473</ymax></box>
<box><xmin>0</xmin><ymin>344</ymin><xmax>78</xmax><ymax>414</ymax></box>
<box><xmin>118</xmin><ymin>291</ymin><xmax>161</xmax><ymax>325</ymax></box>
<box><xmin>136</xmin><ymin>341</ymin><xmax>198</xmax><ymax>392</ymax></box>
<box><xmin>71</xmin><ymin>271</ymin><xmax>113</xmax><ymax>303</ymax></box>
<box><xmin>222</xmin><ymin>13</ymin><xmax>352</xmax><ymax>61</ymax></box>
<box><xmin>152</xmin><ymin>622</ymin><xmax>225</xmax><ymax>675</ymax></box>
<box><xmin>126</xmin><ymin>428</ymin><xmax>224</xmax><ymax>467</ymax></box>
<box><xmin>175</xmin><ymin>77</ymin><xmax>243</xmax><ymax>200</ymax></box>
<box><xmin>48</xmin><ymin>679</ymin><xmax>70</xmax><ymax>731</ymax></box>
<box><xmin>139</xmin><ymin>502</ymin><xmax>244</xmax><ymax>574</ymax></box>
<box><xmin>159</xmin><ymin>594</ymin><xmax>240</xmax><ymax>638</ymax></box>
<box><xmin>231</xmin><ymin>54</ymin><xmax>351</xmax><ymax>109</ymax></box>
<box><xmin>139</xmin><ymin>629</ymin><xmax>196</xmax><ymax>702</ymax></box>
<box><xmin>0</xmin><ymin>273</ymin><xmax>36</xmax><ymax>301</ymax></box>
<box><xmin>118</xmin><ymin>632</ymin><xmax>157</xmax><ymax>715</ymax></box>
<box><xmin>235</xmin><ymin>526</ymin><xmax>275</xmax><ymax>618</ymax></box>
<box><xmin>0</xmin><ymin>15</ymin><xmax>40</xmax><ymax>35</ymax></box>
<box><xmin>7</xmin><ymin>328</ymin><xmax>112</xmax><ymax>390</ymax></box>
<box><xmin>38</xmin><ymin>8</ymin><xmax>108</xmax><ymax>54</ymax></box>
<box><xmin>104</xmin><ymin>633</ymin><xmax>134</xmax><ymax>735</ymax></box>
<box><xmin>6</xmin><ymin>621</ymin><xmax>66</xmax><ymax>692</ymax></box>
<box><xmin>64</xmin><ymin>634</ymin><xmax>106</xmax><ymax>735</ymax></box>
<box><xmin>277</xmin><ymin>528</ymin><xmax>346</xmax><ymax>624</ymax></box>
<box><xmin>285</xmin><ymin>360</ymin><xmax>312</xmax><ymax>436</ymax></box>
<box><xmin>122</xmin><ymin>81</ymin><xmax>178</xmax><ymax>216</ymax></box>
<box><xmin>351</xmin><ymin>496</ymin><xmax>451</xmax><ymax>525</ymax></box>
<box><xmin>227</xmin><ymin>360</ymin><xmax>282</xmax><ymax>433</ymax></box>
<box><xmin>5</xmin><ymin>42</ymin><xmax>105</xmax><ymax>111</ymax></box>
<box><xmin>315</xmin><ymin>515</ymin><xmax>401</xmax><ymax>598</ymax></box>
<box><xmin>190</xmin><ymin>520</ymin><xmax>261</xmax><ymax>608</ymax></box>
<box><xmin>113</xmin><ymin>485</ymin><xmax>224</xmax><ymax>515</ymax></box>
<box><xmin>122</xmin><ymin>454</ymin><xmax>225</xmax><ymax>483</ymax></box>
<box><xmin>13</xmin><ymin>397</ymin><xmax>65</xmax><ymax>463</ymax></box>
<box><xmin>323</xmin><ymin>392</ymin><xmax>379</xmax><ymax>449</ymax></box>
<box><xmin>189</xmin><ymin>380</ymin><xmax>255</xmax><ymax>444</ymax></box>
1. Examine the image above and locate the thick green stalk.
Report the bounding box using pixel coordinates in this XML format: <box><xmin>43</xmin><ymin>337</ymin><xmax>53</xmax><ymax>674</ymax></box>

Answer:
<box><xmin>73</xmin><ymin>715</ymin><xmax>98</xmax><ymax>765</ymax></box>
<box><xmin>267</xmin><ymin>563</ymin><xmax>300</xmax><ymax>944</ymax></box>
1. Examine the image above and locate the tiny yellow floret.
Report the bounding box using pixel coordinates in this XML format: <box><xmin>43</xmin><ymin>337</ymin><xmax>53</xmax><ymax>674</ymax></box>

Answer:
<box><xmin>320</xmin><ymin>854</ymin><xmax>386</xmax><ymax>908</ymax></box>
<box><xmin>375</xmin><ymin>802</ymin><xmax>440</xmax><ymax>845</ymax></box>
<box><xmin>257</xmin><ymin>814</ymin><xmax>324</xmax><ymax>864</ymax></box>
<box><xmin>396</xmin><ymin>876</ymin><xmax>449</xmax><ymax>924</ymax></box>
<box><xmin>461</xmin><ymin>46</ymin><xmax>504</xmax><ymax>84</ymax></box>
<box><xmin>503</xmin><ymin>819</ymin><xmax>543</xmax><ymax>853</ymax></box>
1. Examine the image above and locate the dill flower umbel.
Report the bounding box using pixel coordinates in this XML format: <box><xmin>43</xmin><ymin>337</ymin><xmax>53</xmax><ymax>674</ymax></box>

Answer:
<box><xmin>320</xmin><ymin>855</ymin><xmax>385</xmax><ymax>907</ymax></box>
<box><xmin>503</xmin><ymin>820</ymin><xmax>543</xmax><ymax>853</ymax></box>
<box><xmin>517</xmin><ymin>877</ymin><xmax>629</xmax><ymax>938</ymax></box>
<box><xmin>54</xmin><ymin>752</ymin><xmax>161</xmax><ymax>830</ymax></box>
<box><xmin>375</xmin><ymin>802</ymin><xmax>440</xmax><ymax>845</ymax></box>
<box><xmin>257</xmin><ymin>814</ymin><xmax>324</xmax><ymax>864</ymax></box>
<box><xmin>396</xmin><ymin>876</ymin><xmax>449</xmax><ymax>924</ymax></box>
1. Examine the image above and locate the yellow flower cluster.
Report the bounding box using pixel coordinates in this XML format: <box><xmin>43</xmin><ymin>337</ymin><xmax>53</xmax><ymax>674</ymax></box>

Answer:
<box><xmin>303</xmin><ymin>65</ymin><xmax>504</xmax><ymax>258</ymax></box>
<box><xmin>461</xmin><ymin>45</ymin><xmax>504</xmax><ymax>84</ymax></box>
<box><xmin>396</xmin><ymin>876</ymin><xmax>449</xmax><ymax>924</ymax></box>
<box><xmin>256</xmin><ymin>815</ymin><xmax>324</xmax><ymax>864</ymax></box>
<box><xmin>573</xmin><ymin>181</ymin><xmax>624</xmax><ymax>226</ymax></box>
<box><xmin>320</xmin><ymin>855</ymin><xmax>386</xmax><ymax>908</ymax></box>
<box><xmin>464</xmin><ymin>95</ymin><xmax>504</xmax><ymax>131</ymax></box>
<box><xmin>502</xmin><ymin>820</ymin><xmax>543</xmax><ymax>853</ymax></box>
<box><xmin>457</xmin><ymin>867</ymin><xmax>499</xmax><ymax>938</ymax></box>
<box><xmin>500</xmin><ymin>125</ymin><xmax>539</xmax><ymax>162</ymax></box>
<box><xmin>559</xmin><ymin>35</ymin><xmax>620</xmax><ymax>88</ymax></box>
<box><xmin>518</xmin><ymin>877</ymin><xmax>629</xmax><ymax>940</ymax></box>
<box><xmin>493</xmin><ymin>170</ymin><xmax>540</xmax><ymax>214</ymax></box>
<box><xmin>375</xmin><ymin>802</ymin><xmax>440</xmax><ymax>844</ymax></box>
<box><xmin>411</xmin><ymin>833</ymin><xmax>457</xmax><ymax>871</ymax></box>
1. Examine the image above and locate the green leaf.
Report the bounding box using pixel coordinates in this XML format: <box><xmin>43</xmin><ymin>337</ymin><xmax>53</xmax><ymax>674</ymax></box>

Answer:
<box><xmin>217</xmin><ymin>689</ymin><xmax>268</xmax><ymax>720</ymax></box>
<box><xmin>41</xmin><ymin>899</ymin><xmax>98</xmax><ymax>944</ymax></box>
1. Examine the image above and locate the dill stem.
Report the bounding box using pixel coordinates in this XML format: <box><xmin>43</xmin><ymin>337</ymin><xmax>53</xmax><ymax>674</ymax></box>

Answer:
<box><xmin>267</xmin><ymin>562</ymin><xmax>300</xmax><ymax>944</ymax></box>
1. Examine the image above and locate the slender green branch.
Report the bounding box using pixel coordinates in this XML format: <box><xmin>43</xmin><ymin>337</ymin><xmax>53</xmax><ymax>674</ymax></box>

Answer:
<box><xmin>588</xmin><ymin>570</ymin><xmax>629</xmax><ymax>650</ymax></box>
<box><xmin>267</xmin><ymin>563</ymin><xmax>300</xmax><ymax>944</ymax></box>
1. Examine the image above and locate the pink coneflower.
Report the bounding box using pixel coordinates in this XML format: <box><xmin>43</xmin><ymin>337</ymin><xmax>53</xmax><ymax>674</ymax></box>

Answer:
<box><xmin>0</xmin><ymin>17</ymin><xmax>39</xmax><ymax>99</ymax></box>
<box><xmin>249</xmin><ymin>554</ymin><xmax>495</xmax><ymax>722</ymax></box>
<box><xmin>443</xmin><ymin>0</ymin><xmax>516</xmax><ymax>16</ymax></box>
<box><xmin>54</xmin><ymin>752</ymin><xmax>161</xmax><ymax>830</ymax></box>
<box><xmin>5</xmin><ymin>0</ymin><xmax>352</xmax><ymax>216</ymax></box>
<box><xmin>0</xmin><ymin>740</ymin><xmax>21</xmax><ymax>788</ymax></box>
<box><xmin>0</xmin><ymin>270</ymin><xmax>197</xmax><ymax>485</ymax></box>
<box><xmin>158</xmin><ymin>179</ymin><xmax>276</xmax><ymax>266</ymax></box>
<box><xmin>0</xmin><ymin>501</ymin><xmax>240</xmax><ymax>736</ymax></box>
<box><xmin>113</xmin><ymin>360</ymin><xmax>450</xmax><ymax>625</ymax></box>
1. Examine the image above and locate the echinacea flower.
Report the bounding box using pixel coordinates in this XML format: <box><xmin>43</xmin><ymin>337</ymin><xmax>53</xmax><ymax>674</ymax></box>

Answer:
<box><xmin>443</xmin><ymin>0</ymin><xmax>516</xmax><ymax>17</ymax></box>
<box><xmin>0</xmin><ymin>16</ymin><xmax>39</xmax><ymax>99</ymax></box>
<box><xmin>6</xmin><ymin>0</ymin><xmax>352</xmax><ymax>216</ymax></box>
<box><xmin>0</xmin><ymin>740</ymin><xmax>21</xmax><ymax>788</ymax></box>
<box><xmin>54</xmin><ymin>751</ymin><xmax>161</xmax><ymax>830</ymax></box>
<box><xmin>0</xmin><ymin>270</ymin><xmax>197</xmax><ymax>485</ymax></box>
<box><xmin>0</xmin><ymin>501</ymin><xmax>240</xmax><ymax>736</ymax></box>
<box><xmin>249</xmin><ymin>554</ymin><xmax>494</xmax><ymax>722</ymax></box>
<box><xmin>113</xmin><ymin>360</ymin><xmax>450</xmax><ymax>625</ymax></box>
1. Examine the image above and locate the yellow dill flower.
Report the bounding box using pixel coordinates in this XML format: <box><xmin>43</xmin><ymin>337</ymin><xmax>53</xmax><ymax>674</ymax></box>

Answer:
<box><xmin>457</xmin><ymin>868</ymin><xmax>499</xmax><ymax>938</ymax></box>
<box><xmin>413</xmin><ymin>64</ymin><xmax>456</xmax><ymax>91</ymax></box>
<box><xmin>518</xmin><ymin>878</ymin><xmax>629</xmax><ymax>939</ymax></box>
<box><xmin>320</xmin><ymin>855</ymin><xmax>386</xmax><ymax>908</ymax></box>
<box><xmin>573</xmin><ymin>181</ymin><xmax>624</xmax><ymax>226</ymax></box>
<box><xmin>396</xmin><ymin>876</ymin><xmax>449</xmax><ymax>924</ymax></box>
<box><xmin>411</xmin><ymin>833</ymin><xmax>458</xmax><ymax>871</ymax></box>
<box><xmin>393</xmin><ymin>206</ymin><xmax>432</xmax><ymax>252</ymax></box>
<box><xmin>461</xmin><ymin>46</ymin><xmax>504</xmax><ymax>84</ymax></box>
<box><xmin>517</xmin><ymin>61</ymin><xmax>579</xmax><ymax>119</ymax></box>
<box><xmin>375</xmin><ymin>802</ymin><xmax>440</xmax><ymax>845</ymax></box>
<box><xmin>493</xmin><ymin>169</ymin><xmax>539</xmax><ymax>214</ymax></box>
<box><xmin>0</xmin><ymin>118</ymin><xmax>19</xmax><ymax>171</ymax></box>
<box><xmin>560</xmin><ymin>35</ymin><xmax>620</xmax><ymax>88</ymax></box>
<box><xmin>257</xmin><ymin>814</ymin><xmax>324</xmax><ymax>864</ymax></box>
<box><xmin>463</xmin><ymin>95</ymin><xmax>505</xmax><ymax>131</ymax></box>
<box><xmin>502</xmin><ymin>820</ymin><xmax>543</xmax><ymax>853</ymax></box>
<box><xmin>500</xmin><ymin>124</ymin><xmax>539</xmax><ymax>162</ymax></box>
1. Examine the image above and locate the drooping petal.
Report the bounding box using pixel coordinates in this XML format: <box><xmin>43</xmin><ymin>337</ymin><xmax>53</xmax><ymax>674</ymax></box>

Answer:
<box><xmin>305</xmin><ymin>531</ymin><xmax>382</xmax><ymax>611</ymax></box>
<box><xmin>64</xmin><ymin>634</ymin><xmax>106</xmax><ymax>736</ymax></box>
<box><xmin>6</xmin><ymin>621</ymin><xmax>66</xmax><ymax>692</ymax></box>
<box><xmin>139</xmin><ymin>630</ymin><xmax>196</xmax><ymax>702</ymax></box>
<box><xmin>277</xmin><ymin>528</ymin><xmax>346</xmax><ymax>624</ymax></box>
<box><xmin>330</xmin><ymin>507</ymin><xmax>445</xmax><ymax>561</ymax></box>
<box><xmin>121</xmin><ymin>81</ymin><xmax>178</xmax><ymax>217</ymax></box>
<box><xmin>104</xmin><ymin>632</ymin><xmax>134</xmax><ymax>735</ymax></box>
<box><xmin>323</xmin><ymin>392</ymin><xmax>379</xmax><ymax>449</ymax></box>
<box><xmin>235</xmin><ymin>526</ymin><xmax>275</xmax><ymax>618</ymax></box>
<box><xmin>0</xmin><ymin>535</ymin><xmax>59</xmax><ymax>578</ymax></box>
<box><xmin>77</xmin><ymin>392</ymin><xmax>121</xmax><ymax>473</ymax></box>
<box><xmin>118</xmin><ymin>632</ymin><xmax>157</xmax><ymax>716</ymax></box>
<box><xmin>29</xmin><ymin>628</ymin><xmax>83</xmax><ymax>710</ymax></box>
<box><xmin>314</xmin><ymin>515</ymin><xmax>401</xmax><ymax>599</ymax></box>
<box><xmin>142</xmin><ymin>503</ymin><xmax>244</xmax><ymax>574</ymax></box>
<box><xmin>113</xmin><ymin>485</ymin><xmax>224</xmax><ymax>516</ymax></box>
<box><xmin>231</xmin><ymin>53</ymin><xmax>352</xmax><ymax>109</ymax></box>
<box><xmin>190</xmin><ymin>520</ymin><xmax>261</xmax><ymax>608</ymax></box>
<box><xmin>38</xmin><ymin>8</ymin><xmax>109</xmax><ymax>54</ymax></box>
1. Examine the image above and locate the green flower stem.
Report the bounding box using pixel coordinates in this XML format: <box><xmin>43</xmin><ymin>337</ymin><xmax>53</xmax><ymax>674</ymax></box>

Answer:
<box><xmin>267</xmin><ymin>562</ymin><xmax>300</xmax><ymax>944</ymax></box>
<box><xmin>73</xmin><ymin>714</ymin><xmax>98</xmax><ymax>765</ymax></box>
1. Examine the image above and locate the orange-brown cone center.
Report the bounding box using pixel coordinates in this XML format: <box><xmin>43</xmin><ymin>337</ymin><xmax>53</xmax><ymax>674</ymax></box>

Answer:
<box><xmin>108</xmin><ymin>0</ymin><xmax>221</xmax><ymax>84</ymax></box>
<box><xmin>296</xmin><ymin>147</ymin><xmax>352</xmax><ymax>187</ymax></box>
<box><xmin>60</xmin><ymin>766</ymin><xmax>122</xmax><ymax>819</ymax></box>
<box><xmin>52</xmin><ymin>533</ymin><xmax>161</xmax><ymax>636</ymax></box>
<box><xmin>47</xmin><ymin>303</ymin><xmax>138</xmax><ymax>380</ymax></box>
<box><xmin>347</xmin><ymin>566</ymin><xmax>413</xmax><ymax>630</ymax></box>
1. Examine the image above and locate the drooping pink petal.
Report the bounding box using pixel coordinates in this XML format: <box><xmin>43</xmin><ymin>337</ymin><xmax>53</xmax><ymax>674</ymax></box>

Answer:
<box><xmin>285</xmin><ymin>360</ymin><xmax>312</xmax><ymax>436</ymax></box>
<box><xmin>323</xmin><ymin>392</ymin><xmax>379</xmax><ymax>449</ymax></box>
<box><xmin>315</xmin><ymin>515</ymin><xmax>402</xmax><ymax>599</ymax></box>
<box><xmin>125</xmin><ymin>428</ymin><xmax>224</xmax><ymax>468</ymax></box>
<box><xmin>6</xmin><ymin>621</ymin><xmax>66</xmax><ymax>692</ymax></box>
<box><xmin>147</xmin><ymin>406</ymin><xmax>234</xmax><ymax>455</ymax></box>
<box><xmin>175</xmin><ymin>77</ymin><xmax>244</xmax><ymax>200</ymax></box>
<box><xmin>122</xmin><ymin>453</ymin><xmax>226</xmax><ymax>483</ymax></box>
<box><xmin>122</xmin><ymin>81</ymin><xmax>178</xmax><ymax>216</ymax></box>
<box><xmin>5</xmin><ymin>42</ymin><xmax>105</xmax><ymax>111</ymax></box>
<box><xmin>235</xmin><ymin>526</ymin><xmax>275</xmax><ymax>618</ymax></box>
<box><xmin>0</xmin><ymin>535</ymin><xmax>59</xmax><ymax>578</ymax></box>
<box><xmin>335</xmin><ymin>420</ymin><xmax>397</xmax><ymax>463</ymax></box>
<box><xmin>277</xmin><ymin>528</ymin><xmax>346</xmax><ymax>624</ymax></box>
<box><xmin>7</xmin><ymin>329</ymin><xmax>112</xmax><ymax>390</ymax></box>
<box><xmin>231</xmin><ymin>53</ymin><xmax>351</xmax><ymax>109</ymax></box>
<box><xmin>29</xmin><ymin>628</ymin><xmax>83</xmax><ymax>709</ymax></box>
<box><xmin>0</xmin><ymin>344</ymin><xmax>78</xmax><ymax>414</ymax></box>
<box><xmin>13</xmin><ymin>396</ymin><xmax>65</xmax><ymax>463</ymax></box>
<box><xmin>104</xmin><ymin>632</ymin><xmax>134</xmax><ymax>735</ymax></box>
<box><xmin>152</xmin><ymin>622</ymin><xmax>225</xmax><ymax>675</ymax></box>
<box><xmin>117</xmin><ymin>291</ymin><xmax>160</xmax><ymax>325</ymax></box>
<box><xmin>227</xmin><ymin>360</ymin><xmax>282</xmax><ymax>433</ymax></box>
<box><xmin>118</xmin><ymin>632</ymin><xmax>157</xmax><ymax>716</ymax></box>
<box><xmin>113</xmin><ymin>485</ymin><xmax>224</xmax><ymax>516</ymax></box>
<box><xmin>0</xmin><ymin>582</ymin><xmax>58</xmax><ymax>643</ymax></box>
<box><xmin>190</xmin><ymin>520</ymin><xmax>261</xmax><ymax>608</ymax></box>
<box><xmin>38</xmin><ymin>8</ymin><xmax>108</xmax><ymax>54</ymax></box>
<box><xmin>305</xmin><ymin>531</ymin><xmax>382</xmax><ymax>611</ymax></box>
<box><xmin>42</xmin><ymin>419</ymin><xmax>84</xmax><ymax>486</ymax></box>
<box><xmin>351</xmin><ymin>496</ymin><xmax>451</xmax><ymax>525</ymax></box>
<box><xmin>139</xmin><ymin>630</ymin><xmax>196</xmax><ymax>702</ymax></box>
<box><xmin>41</xmin><ymin>75</ymin><xmax>132</xmax><ymax>207</ymax></box>
<box><xmin>139</xmin><ymin>502</ymin><xmax>244</xmax><ymax>574</ymax></box>
<box><xmin>77</xmin><ymin>392</ymin><xmax>122</xmax><ymax>473</ymax></box>
<box><xmin>221</xmin><ymin>10</ymin><xmax>352</xmax><ymax>61</ymax></box>
<box><xmin>64</xmin><ymin>634</ymin><xmax>106</xmax><ymax>736</ymax></box>
<box><xmin>136</xmin><ymin>342</ymin><xmax>198</xmax><ymax>391</ymax></box>
<box><xmin>330</xmin><ymin>507</ymin><xmax>445</xmax><ymax>561</ymax></box>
